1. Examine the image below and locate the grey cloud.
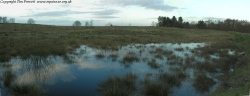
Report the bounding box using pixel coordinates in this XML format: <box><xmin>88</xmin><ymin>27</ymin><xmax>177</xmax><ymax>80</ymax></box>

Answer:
<box><xmin>26</xmin><ymin>9</ymin><xmax>119</xmax><ymax>19</ymax></box>
<box><xmin>92</xmin><ymin>9</ymin><xmax>119</xmax><ymax>16</ymax></box>
<box><xmin>187</xmin><ymin>17</ymin><xmax>197</xmax><ymax>19</ymax></box>
<box><xmin>27</xmin><ymin>10</ymin><xmax>89</xmax><ymax>17</ymax></box>
<box><xmin>92</xmin><ymin>9</ymin><xmax>120</xmax><ymax>19</ymax></box>
<box><xmin>98</xmin><ymin>0</ymin><xmax>177</xmax><ymax>12</ymax></box>
<box><xmin>147</xmin><ymin>17</ymin><xmax>157</xmax><ymax>19</ymax></box>
<box><xmin>203</xmin><ymin>17</ymin><xmax>225</xmax><ymax>20</ymax></box>
<box><xmin>94</xmin><ymin>15</ymin><xmax>119</xmax><ymax>19</ymax></box>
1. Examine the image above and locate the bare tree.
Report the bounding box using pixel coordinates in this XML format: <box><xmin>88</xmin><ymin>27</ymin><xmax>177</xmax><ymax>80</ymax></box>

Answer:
<box><xmin>27</xmin><ymin>18</ymin><xmax>35</xmax><ymax>24</ymax></box>
<box><xmin>151</xmin><ymin>21</ymin><xmax>156</xmax><ymax>27</ymax></box>
<box><xmin>73</xmin><ymin>20</ymin><xmax>81</xmax><ymax>26</ymax></box>
<box><xmin>105</xmin><ymin>22</ymin><xmax>113</xmax><ymax>26</ymax></box>
<box><xmin>89</xmin><ymin>19</ymin><xmax>93</xmax><ymax>26</ymax></box>
<box><xmin>85</xmin><ymin>21</ymin><xmax>89</xmax><ymax>26</ymax></box>
<box><xmin>3</xmin><ymin>17</ymin><xmax>8</xmax><ymax>23</ymax></box>
<box><xmin>0</xmin><ymin>16</ymin><xmax>2</xmax><ymax>23</ymax></box>
<box><xmin>9</xmin><ymin>18</ymin><xmax>15</xmax><ymax>23</ymax></box>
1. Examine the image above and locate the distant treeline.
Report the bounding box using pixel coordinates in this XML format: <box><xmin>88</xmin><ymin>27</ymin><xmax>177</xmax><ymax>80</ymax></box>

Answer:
<box><xmin>157</xmin><ymin>16</ymin><xmax>250</xmax><ymax>33</ymax></box>
<box><xmin>0</xmin><ymin>16</ymin><xmax>15</xmax><ymax>23</ymax></box>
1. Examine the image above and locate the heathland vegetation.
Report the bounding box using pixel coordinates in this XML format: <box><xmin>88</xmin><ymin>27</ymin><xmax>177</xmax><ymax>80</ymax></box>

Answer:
<box><xmin>0</xmin><ymin>15</ymin><xmax>250</xmax><ymax>96</ymax></box>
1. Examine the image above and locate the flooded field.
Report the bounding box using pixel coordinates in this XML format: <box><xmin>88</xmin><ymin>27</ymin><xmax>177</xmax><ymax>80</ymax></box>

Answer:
<box><xmin>0</xmin><ymin>42</ymin><xmax>246</xmax><ymax>96</ymax></box>
<box><xmin>0</xmin><ymin>24</ymin><xmax>250</xmax><ymax>96</ymax></box>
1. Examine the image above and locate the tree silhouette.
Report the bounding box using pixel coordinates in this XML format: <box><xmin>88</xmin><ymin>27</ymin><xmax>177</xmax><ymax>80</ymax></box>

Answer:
<box><xmin>0</xmin><ymin>16</ymin><xmax>2</xmax><ymax>23</ymax></box>
<box><xmin>171</xmin><ymin>16</ymin><xmax>177</xmax><ymax>27</ymax></box>
<box><xmin>73</xmin><ymin>20</ymin><xmax>81</xmax><ymax>26</ymax></box>
<box><xmin>178</xmin><ymin>17</ymin><xmax>183</xmax><ymax>28</ymax></box>
<box><xmin>197</xmin><ymin>20</ymin><xmax>207</xmax><ymax>29</ymax></box>
<box><xmin>27</xmin><ymin>18</ymin><xmax>35</xmax><ymax>24</ymax></box>
<box><xmin>85</xmin><ymin>21</ymin><xmax>89</xmax><ymax>26</ymax></box>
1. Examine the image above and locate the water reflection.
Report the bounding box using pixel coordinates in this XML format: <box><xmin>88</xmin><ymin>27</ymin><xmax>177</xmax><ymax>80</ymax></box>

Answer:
<box><xmin>0</xmin><ymin>43</ymin><xmax>244</xmax><ymax>96</ymax></box>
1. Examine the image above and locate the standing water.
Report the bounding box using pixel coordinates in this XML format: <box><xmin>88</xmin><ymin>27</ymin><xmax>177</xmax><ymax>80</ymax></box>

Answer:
<box><xmin>1</xmin><ymin>43</ymin><xmax>237</xmax><ymax>96</ymax></box>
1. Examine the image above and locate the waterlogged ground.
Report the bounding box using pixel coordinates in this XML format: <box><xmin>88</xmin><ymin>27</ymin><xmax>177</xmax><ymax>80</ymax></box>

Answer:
<box><xmin>0</xmin><ymin>43</ymin><xmax>245</xmax><ymax>96</ymax></box>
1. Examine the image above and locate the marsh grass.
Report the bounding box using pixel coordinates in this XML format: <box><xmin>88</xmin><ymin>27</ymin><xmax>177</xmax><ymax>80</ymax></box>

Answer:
<box><xmin>143</xmin><ymin>76</ymin><xmax>173</xmax><ymax>96</ymax></box>
<box><xmin>174</xmin><ymin>47</ymin><xmax>184</xmax><ymax>51</ymax></box>
<box><xmin>95</xmin><ymin>52</ymin><xmax>105</xmax><ymax>59</ymax></box>
<box><xmin>1</xmin><ymin>24</ymin><xmax>250</xmax><ymax>95</ymax></box>
<box><xmin>162</xmin><ymin>50</ymin><xmax>173</xmax><ymax>57</ymax></box>
<box><xmin>193</xmin><ymin>73</ymin><xmax>216</xmax><ymax>93</ymax></box>
<box><xmin>108</xmin><ymin>53</ymin><xmax>118</xmax><ymax>61</ymax></box>
<box><xmin>142</xmin><ymin>72</ymin><xmax>185</xmax><ymax>96</ymax></box>
<box><xmin>155</xmin><ymin>54</ymin><xmax>164</xmax><ymax>60</ymax></box>
<box><xmin>158</xmin><ymin>73</ymin><xmax>182</xmax><ymax>87</ymax></box>
<box><xmin>0</xmin><ymin>24</ymin><xmax>232</xmax><ymax>62</ymax></box>
<box><xmin>142</xmin><ymin>80</ymin><xmax>172</xmax><ymax>96</ymax></box>
<box><xmin>97</xmin><ymin>73</ymin><xmax>137</xmax><ymax>96</ymax></box>
<box><xmin>194</xmin><ymin>61</ymin><xmax>218</xmax><ymax>73</ymax></box>
<box><xmin>3</xmin><ymin>70</ymin><xmax>15</xmax><ymax>87</ymax></box>
<box><xmin>121</xmin><ymin>52</ymin><xmax>139</xmax><ymax>64</ymax></box>
<box><xmin>0</xmin><ymin>63</ymin><xmax>12</xmax><ymax>68</ymax></box>
<box><xmin>8</xmin><ymin>83</ymin><xmax>44</xmax><ymax>96</ymax></box>
<box><xmin>147</xmin><ymin>59</ymin><xmax>161</xmax><ymax>69</ymax></box>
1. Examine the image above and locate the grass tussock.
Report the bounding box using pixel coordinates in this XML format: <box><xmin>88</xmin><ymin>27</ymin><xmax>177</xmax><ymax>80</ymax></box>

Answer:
<box><xmin>95</xmin><ymin>52</ymin><xmax>105</xmax><ymax>59</ymax></box>
<box><xmin>193</xmin><ymin>74</ymin><xmax>216</xmax><ymax>93</ymax></box>
<box><xmin>8</xmin><ymin>83</ymin><xmax>44</xmax><ymax>96</ymax></box>
<box><xmin>121</xmin><ymin>52</ymin><xmax>139</xmax><ymax>64</ymax></box>
<box><xmin>143</xmin><ymin>80</ymin><xmax>172</xmax><ymax>96</ymax></box>
<box><xmin>147</xmin><ymin>59</ymin><xmax>161</xmax><ymax>69</ymax></box>
<box><xmin>108</xmin><ymin>53</ymin><xmax>118</xmax><ymax>61</ymax></box>
<box><xmin>158</xmin><ymin>73</ymin><xmax>183</xmax><ymax>87</ymax></box>
<box><xmin>97</xmin><ymin>73</ymin><xmax>137</xmax><ymax>96</ymax></box>
<box><xmin>174</xmin><ymin>47</ymin><xmax>184</xmax><ymax>51</ymax></box>
<box><xmin>3</xmin><ymin>70</ymin><xmax>15</xmax><ymax>87</ymax></box>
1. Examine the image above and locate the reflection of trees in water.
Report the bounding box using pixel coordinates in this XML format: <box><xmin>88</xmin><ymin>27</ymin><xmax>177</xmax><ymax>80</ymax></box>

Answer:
<box><xmin>15</xmin><ymin>56</ymin><xmax>75</xmax><ymax>85</ymax></box>
<box><xmin>1</xmin><ymin>55</ymin><xmax>76</xmax><ymax>96</ymax></box>
<box><xmin>18</xmin><ymin>56</ymin><xmax>57</xmax><ymax>83</ymax></box>
<box><xmin>21</xmin><ymin>56</ymin><xmax>55</xmax><ymax>71</ymax></box>
<box><xmin>0</xmin><ymin>62</ymin><xmax>44</xmax><ymax>96</ymax></box>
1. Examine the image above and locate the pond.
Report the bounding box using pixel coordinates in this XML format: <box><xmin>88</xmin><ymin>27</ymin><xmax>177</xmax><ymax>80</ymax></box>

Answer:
<box><xmin>0</xmin><ymin>43</ymin><xmax>243</xmax><ymax>96</ymax></box>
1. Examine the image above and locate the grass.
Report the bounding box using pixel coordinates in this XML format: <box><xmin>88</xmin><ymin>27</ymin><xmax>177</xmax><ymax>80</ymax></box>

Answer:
<box><xmin>174</xmin><ymin>47</ymin><xmax>185</xmax><ymax>51</ymax></box>
<box><xmin>158</xmin><ymin>73</ymin><xmax>183</xmax><ymax>87</ymax></box>
<box><xmin>97</xmin><ymin>73</ymin><xmax>137</xmax><ymax>96</ymax></box>
<box><xmin>143</xmin><ymin>76</ymin><xmax>173</xmax><ymax>96</ymax></box>
<box><xmin>0</xmin><ymin>24</ymin><xmax>231</xmax><ymax>62</ymax></box>
<box><xmin>1</xmin><ymin>24</ymin><xmax>250</xmax><ymax>95</ymax></box>
<box><xmin>95</xmin><ymin>52</ymin><xmax>105</xmax><ymax>59</ymax></box>
<box><xmin>147</xmin><ymin>59</ymin><xmax>161</xmax><ymax>69</ymax></box>
<box><xmin>142</xmin><ymin>80</ymin><xmax>172</xmax><ymax>96</ymax></box>
<box><xmin>8</xmin><ymin>83</ymin><xmax>43</xmax><ymax>96</ymax></box>
<box><xmin>108</xmin><ymin>53</ymin><xmax>118</xmax><ymax>61</ymax></box>
<box><xmin>3</xmin><ymin>70</ymin><xmax>15</xmax><ymax>87</ymax></box>
<box><xmin>193</xmin><ymin>73</ymin><xmax>216</xmax><ymax>93</ymax></box>
<box><xmin>121</xmin><ymin>52</ymin><xmax>139</xmax><ymax>66</ymax></box>
<box><xmin>142</xmin><ymin>72</ymin><xmax>186</xmax><ymax>96</ymax></box>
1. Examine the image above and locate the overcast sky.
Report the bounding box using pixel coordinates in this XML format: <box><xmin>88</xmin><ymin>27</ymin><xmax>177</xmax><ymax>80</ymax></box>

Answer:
<box><xmin>0</xmin><ymin>0</ymin><xmax>249</xmax><ymax>26</ymax></box>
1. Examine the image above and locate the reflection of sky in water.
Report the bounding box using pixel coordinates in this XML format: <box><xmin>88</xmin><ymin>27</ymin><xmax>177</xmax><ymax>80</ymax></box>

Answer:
<box><xmin>1</xmin><ymin>43</ymin><xmax>224</xmax><ymax>96</ymax></box>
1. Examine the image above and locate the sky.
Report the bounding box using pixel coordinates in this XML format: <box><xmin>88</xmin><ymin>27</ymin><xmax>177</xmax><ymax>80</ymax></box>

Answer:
<box><xmin>0</xmin><ymin>0</ymin><xmax>250</xmax><ymax>26</ymax></box>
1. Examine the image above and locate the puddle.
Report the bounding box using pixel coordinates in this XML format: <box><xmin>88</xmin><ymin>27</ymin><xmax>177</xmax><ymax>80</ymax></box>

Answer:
<box><xmin>0</xmin><ymin>43</ymin><xmax>239</xmax><ymax>96</ymax></box>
